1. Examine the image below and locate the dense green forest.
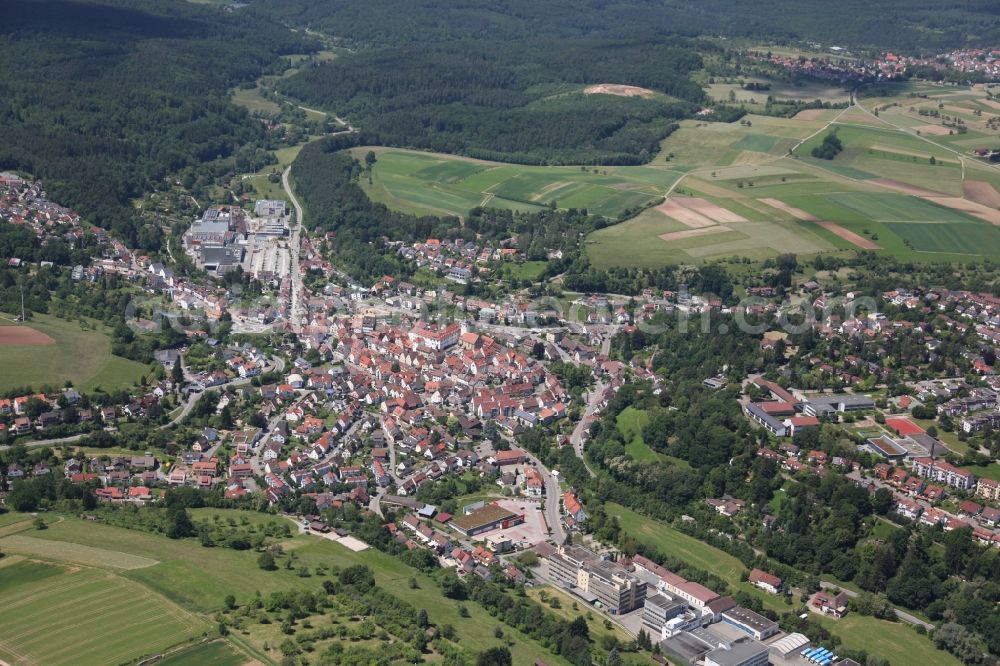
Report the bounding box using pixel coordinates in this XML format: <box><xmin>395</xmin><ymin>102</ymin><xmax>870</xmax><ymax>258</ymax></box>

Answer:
<box><xmin>0</xmin><ymin>0</ymin><xmax>311</xmax><ymax>247</ymax></box>
<box><xmin>251</xmin><ymin>0</ymin><xmax>1000</xmax><ymax>53</ymax></box>
<box><xmin>279</xmin><ymin>40</ymin><xmax>702</xmax><ymax>165</ymax></box>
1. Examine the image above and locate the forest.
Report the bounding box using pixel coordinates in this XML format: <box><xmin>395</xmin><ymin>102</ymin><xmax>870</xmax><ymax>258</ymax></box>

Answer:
<box><xmin>251</xmin><ymin>0</ymin><xmax>1000</xmax><ymax>53</ymax></box>
<box><xmin>279</xmin><ymin>40</ymin><xmax>703</xmax><ymax>165</ymax></box>
<box><xmin>0</xmin><ymin>0</ymin><xmax>311</xmax><ymax>247</ymax></box>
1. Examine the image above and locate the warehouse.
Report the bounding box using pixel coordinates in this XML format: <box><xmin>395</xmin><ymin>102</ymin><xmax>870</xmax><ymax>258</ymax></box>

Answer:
<box><xmin>450</xmin><ymin>503</ymin><xmax>524</xmax><ymax>537</ymax></box>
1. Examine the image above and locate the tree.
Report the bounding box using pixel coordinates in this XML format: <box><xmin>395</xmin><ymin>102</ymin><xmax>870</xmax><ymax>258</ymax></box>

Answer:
<box><xmin>224</xmin><ymin>594</ymin><xmax>237</xmax><ymax>610</ymax></box>
<box><xmin>172</xmin><ymin>357</ymin><xmax>184</xmax><ymax>383</ymax></box>
<box><xmin>165</xmin><ymin>507</ymin><xmax>195</xmax><ymax>539</ymax></box>
<box><xmin>365</xmin><ymin>150</ymin><xmax>377</xmax><ymax>168</ymax></box>
<box><xmin>417</xmin><ymin>608</ymin><xmax>429</xmax><ymax>628</ymax></box>
<box><xmin>607</xmin><ymin>647</ymin><xmax>622</xmax><ymax>666</ymax></box>
<box><xmin>476</xmin><ymin>647</ymin><xmax>512</xmax><ymax>666</ymax></box>
<box><xmin>872</xmin><ymin>487</ymin><xmax>893</xmax><ymax>515</ymax></box>
<box><xmin>258</xmin><ymin>552</ymin><xmax>277</xmax><ymax>571</ymax></box>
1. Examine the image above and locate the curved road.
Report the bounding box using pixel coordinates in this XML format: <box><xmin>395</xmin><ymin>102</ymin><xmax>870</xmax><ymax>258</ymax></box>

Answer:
<box><xmin>1</xmin><ymin>355</ymin><xmax>285</xmax><ymax>450</ymax></box>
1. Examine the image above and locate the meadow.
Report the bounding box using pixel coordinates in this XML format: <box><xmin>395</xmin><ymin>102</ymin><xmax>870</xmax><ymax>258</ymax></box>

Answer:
<box><xmin>0</xmin><ymin>312</ymin><xmax>149</xmax><ymax>393</ymax></box>
<box><xmin>0</xmin><ymin>557</ymin><xmax>209</xmax><ymax>666</ymax></box>
<box><xmin>352</xmin><ymin>147</ymin><xmax>680</xmax><ymax>219</ymax></box>
<box><xmin>0</xmin><ymin>512</ymin><xmax>574</xmax><ymax>665</ymax></box>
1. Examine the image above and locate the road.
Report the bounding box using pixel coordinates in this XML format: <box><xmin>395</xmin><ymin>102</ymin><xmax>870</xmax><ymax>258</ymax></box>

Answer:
<box><xmin>817</xmin><ymin>581</ymin><xmax>933</xmax><ymax>630</ymax></box>
<box><xmin>569</xmin><ymin>380</ymin><xmax>606</xmax><ymax>478</ymax></box>
<box><xmin>1</xmin><ymin>355</ymin><xmax>285</xmax><ymax>451</ymax></box>
<box><xmin>281</xmin><ymin>167</ymin><xmax>306</xmax><ymax>333</ymax></box>
<box><xmin>524</xmin><ymin>449</ymin><xmax>566</xmax><ymax>544</ymax></box>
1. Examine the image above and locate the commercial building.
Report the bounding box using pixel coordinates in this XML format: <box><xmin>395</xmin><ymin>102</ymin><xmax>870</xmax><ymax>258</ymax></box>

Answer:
<box><xmin>743</xmin><ymin>403</ymin><xmax>787</xmax><ymax>437</ymax></box>
<box><xmin>802</xmin><ymin>394</ymin><xmax>875</xmax><ymax>416</ymax></box>
<box><xmin>449</xmin><ymin>503</ymin><xmax>524</xmax><ymax>537</ymax></box>
<box><xmin>720</xmin><ymin>607</ymin><xmax>778</xmax><ymax>641</ymax></box>
<box><xmin>581</xmin><ymin>558</ymin><xmax>647</xmax><ymax>614</ymax></box>
<box><xmin>705</xmin><ymin>638</ymin><xmax>769</xmax><ymax>666</ymax></box>
<box><xmin>546</xmin><ymin>545</ymin><xmax>646</xmax><ymax>614</ymax></box>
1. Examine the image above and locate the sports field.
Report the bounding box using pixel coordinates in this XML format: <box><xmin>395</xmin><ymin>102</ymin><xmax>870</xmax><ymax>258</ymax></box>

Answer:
<box><xmin>0</xmin><ymin>312</ymin><xmax>149</xmax><ymax>393</ymax></box>
<box><xmin>352</xmin><ymin>147</ymin><xmax>680</xmax><ymax>219</ymax></box>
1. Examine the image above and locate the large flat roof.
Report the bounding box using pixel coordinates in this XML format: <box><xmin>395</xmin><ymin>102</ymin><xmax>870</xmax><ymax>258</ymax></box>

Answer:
<box><xmin>451</xmin><ymin>503</ymin><xmax>518</xmax><ymax>532</ymax></box>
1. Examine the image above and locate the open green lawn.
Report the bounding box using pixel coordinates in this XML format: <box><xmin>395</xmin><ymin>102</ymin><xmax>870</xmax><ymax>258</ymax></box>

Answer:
<box><xmin>606</xmin><ymin>503</ymin><xmax>788</xmax><ymax>613</ymax></box>
<box><xmin>962</xmin><ymin>462</ymin><xmax>1000</xmax><ymax>482</ymax></box>
<box><xmin>0</xmin><ymin>513</ymin><xmax>571</xmax><ymax>665</ymax></box>
<box><xmin>0</xmin><ymin>559</ymin><xmax>208</xmax><ymax>666</ymax></box>
<box><xmin>815</xmin><ymin>615</ymin><xmax>963</xmax><ymax>666</ymax></box>
<box><xmin>155</xmin><ymin>641</ymin><xmax>246</xmax><ymax>666</ymax></box>
<box><xmin>353</xmin><ymin>147</ymin><xmax>679</xmax><ymax>219</ymax></box>
<box><xmin>0</xmin><ymin>312</ymin><xmax>149</xmax><ymax>393</ymax></box>
<box><xmin>616</xmin><ymin>407</ymin><xmax>658</xmax><ymax>462</ymax></box>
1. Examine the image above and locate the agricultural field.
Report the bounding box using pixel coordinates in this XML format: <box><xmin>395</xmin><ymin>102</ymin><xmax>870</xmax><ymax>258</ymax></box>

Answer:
<box><xmin>705</xmin><ymin>76</ymin><xmax>851</xmax><ymax>105</ymax></box>
<box><xmin>0</xmin><ymin>513</ymin><xmax>574</xmax><ymax>665</ymax></box>
<box><xmin>0</xmin><ymin>312</ymin><xmax>149</xmax><ymax>393</ymax></box>
<box><xmin>586</xmin><ymin>82</ymin><xmax>1000</xmax><ymax>267</ymax></box>
<box><xmin>0</xmin><ymin>557</ymin><xmax>209</xmax><ymax>666</ymax></box>
<box><xmin>351</xmin><ymin>147</ymin><xmax>680</xmax><ymax>219</ymax></box>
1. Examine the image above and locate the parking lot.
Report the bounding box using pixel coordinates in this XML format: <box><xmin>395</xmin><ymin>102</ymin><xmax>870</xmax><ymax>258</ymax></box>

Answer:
<box><xmin>477</xmin><ymin>499</ymin><xmax>550</xmax><ymax>548</ymax></box>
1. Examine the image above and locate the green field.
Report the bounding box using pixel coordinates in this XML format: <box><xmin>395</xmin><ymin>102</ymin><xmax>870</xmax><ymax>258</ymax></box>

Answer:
<box><xmin>0</xmin><ymin>312</ymin><xmax>149</xmax><ymax>393</ymax></box>
<box><xmin>0</xmin><ymin>513</ymin><xmax>572</xmax><ymax>665</ymax></box>
<box><xmin>155</xmin><ymin>641</ymin><xmax>246</xmax><ymax>666</ymax></box>
<box><xmin>606</xmin><ymin>503</ymin><xmax>788</xmax><ymax>612</ymax></box>
<box><xmin>353</xmin><ymin>147</ymin><xmax>680</xmax><ymax>219</ymax></box>
<box><xmin>815</xmin><ymin>615</ymin><xmax>963</xmax><ymax>666</ymax></box>
<box><xmin>0</xmin><ymin>558</ymin><xmax>209</xmax><ymax>666</ymax></box>
<box><xmin>617</xmin><ymin>407</ymin><xmax>658</xmax><ymax>462</ymax></box>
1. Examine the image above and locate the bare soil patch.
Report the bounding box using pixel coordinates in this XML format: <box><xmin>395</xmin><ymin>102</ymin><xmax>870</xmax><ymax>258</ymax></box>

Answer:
<box><xmin>659</xmin><ymin>226</ymin><xmax>732</xmax><ymax>242</ymax></box>
<box><xmin>963</xmin><ymin>181</ymin><xmax>1000</xmax><ymax>208</ymax></box>
<box><xmin>758</xmin><ymin>197</ymin><xmax>817</xmax><ymax>221</ymax></box>
<box><xmin>656</xmin><ymin>199</ymin><xmax>717</xmax><ymax>228</ymax></box>
<box><xmin>815</xmin><ymin>221</ymin><xmax>881</xmax><ymax>249</ymax></box>
<box><xmin>869</xmin><ymin>178</ymin><xmax>945</xmax><ymax>197</ymax></box>
<box><xmin>794</xmin><ymin>109</ymin><xmax>828</xmax><ymax>121</ymax></box>
<box><xmin>584</xmin><ymin>84</ymin><xmax>655</xmax><ymax>98</ymax></box>
<box><xmin>674</xmin><ymin>197</ymin><xmax>747</xmax><ymax>223</ymax></box>
<box><xmin>914</xmin><ymin>124</ymin><xmax>952</xmax><ymax>136</ymax></box>
<box><xmin>0</xmin><ymin>326</ymin><xmax>55</xmax><ymax>346</ymax></box>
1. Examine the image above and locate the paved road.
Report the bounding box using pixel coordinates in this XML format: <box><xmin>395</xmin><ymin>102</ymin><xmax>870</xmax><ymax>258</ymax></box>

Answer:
<box><xmin>569</xmin><ymin>381</ymin><xmax>605</xmax><ymax>478</ymax></box>
<box><xmin>524</xmin><ymin>449</ymin><xmax>566</xmax><ymax>544</ymax></box>
<box><xmin>1</xmin><ymin>355</ymin><xmax>284</xmax><ymax>451</ymax></box>
<box><xmin>281</xmin><ymin>167</ymin><xmax>306</xmax><ymax>333</ymax></box>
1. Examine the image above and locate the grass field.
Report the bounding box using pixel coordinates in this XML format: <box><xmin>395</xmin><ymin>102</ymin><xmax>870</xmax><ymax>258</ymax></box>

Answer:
<box><xmin>0</xmin><ymin>559</ymin><xmax>209</xmax><ymax>666</ymax></box>
<box><xmin>815</xmin><ymin>615</ymin><xmax>963</xmax><ymax>666</ymax></box>
<box><xmin>0</xmin><ymin>312</ymin><xmax>149</xmax><ymax>393</ymax></box>
<box><xmin>616</xmin><ymin>407</ymin><xmax>658</xmax><ymax>462</ymax></box>
<box><xmin>962</xmin><ymin>462</ymin><xmax>1000</xmax><ymax>482</ymax></box>
<box><xmin>155</xmin><ymin>641</ymin><xmax>246</xmax><ymax>666</ymax></box>
<box><xmin>0</xmin><ymin>513</ymin><xmax>571</xmax><ymax>665</ymax></box>
<box><xmin>607</xmin><ymin>504</ymin><xmax>790</xmax><ymax>613</ymax></box>
<box><xmin>352</xmin><ymin>147</ymin><xmax>679</xmax><ymax>219</ymax></box>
